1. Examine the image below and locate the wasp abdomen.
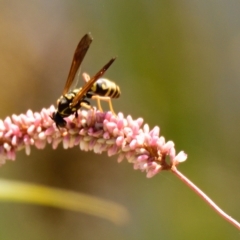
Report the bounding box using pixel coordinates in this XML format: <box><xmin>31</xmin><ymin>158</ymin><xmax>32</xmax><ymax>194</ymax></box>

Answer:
<box><xmin>91</xmin><ymin>78</ymin><xmax>120</xmax><ymax>98</ymax></box>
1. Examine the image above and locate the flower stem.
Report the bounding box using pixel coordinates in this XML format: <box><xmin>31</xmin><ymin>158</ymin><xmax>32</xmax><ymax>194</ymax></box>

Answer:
<box><xmin>171</xmin><ymin>166</ymin><xmax>240</xmax><ymax>230</ymax></box>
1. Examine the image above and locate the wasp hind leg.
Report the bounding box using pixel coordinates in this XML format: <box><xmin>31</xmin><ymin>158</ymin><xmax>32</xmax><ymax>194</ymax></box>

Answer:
<box><xmin>91</xmin><ymin>95</ymin><xmax>116</xmax><ymax>116</ymax></box>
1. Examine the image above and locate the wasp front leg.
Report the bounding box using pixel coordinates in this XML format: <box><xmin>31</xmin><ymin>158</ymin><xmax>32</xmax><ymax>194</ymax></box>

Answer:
<box><xmin>80</xmin><ymin>99</ymin><xmax>96</xmax><ymax>126</ymax></box>
<box><xmin>80</xmin><ymin>99</ymin><xmax>92</xmax><ymax>110</ymax></box>
<box><xmin>70</xmin><ymin>99</ymin><xmax>91</xmax><ymax>119</ymax></box>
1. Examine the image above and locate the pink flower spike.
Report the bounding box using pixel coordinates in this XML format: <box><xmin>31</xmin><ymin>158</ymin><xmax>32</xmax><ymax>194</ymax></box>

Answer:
<box><xmin>0</xmin><ymin>106</ymin><xmax>187</xmax><ymax>178</ymax></box>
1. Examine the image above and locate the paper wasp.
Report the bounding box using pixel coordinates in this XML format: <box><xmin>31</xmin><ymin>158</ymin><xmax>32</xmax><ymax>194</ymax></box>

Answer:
<box><xmin>51</xmin><ymin>33</ymin><xmax>120</xmax><ymax>128</ymax></box>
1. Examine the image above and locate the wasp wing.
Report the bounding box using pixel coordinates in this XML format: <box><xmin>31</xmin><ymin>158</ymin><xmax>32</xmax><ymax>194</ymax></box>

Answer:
<box><xmin>71</xmin><ymin>57</ymin><xmax>116</xmax><ymax>107</ymax></box>
<box><xmin>63</xmin><ymin>33</ymin><xmax>93</xmax><ymax>95</ymax></box>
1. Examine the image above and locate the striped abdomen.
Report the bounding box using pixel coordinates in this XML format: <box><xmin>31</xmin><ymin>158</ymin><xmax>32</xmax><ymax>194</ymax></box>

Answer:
<box><xmin>90</xmin><ymin>78</ymin><xmax>121</xmax><ymax>98</ymax></box>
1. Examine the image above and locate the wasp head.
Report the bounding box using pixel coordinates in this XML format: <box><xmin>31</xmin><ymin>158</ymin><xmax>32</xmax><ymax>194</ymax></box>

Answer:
<box><xmin>50</xmin><ymin>111</ymin><xmax>67</xmax><ymax>128</ymax></box>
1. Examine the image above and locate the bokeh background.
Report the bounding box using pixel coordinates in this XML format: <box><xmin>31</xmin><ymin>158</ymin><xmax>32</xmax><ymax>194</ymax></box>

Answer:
<box><xmin>0</xmin><ymin>1</ymin><xmax>240</xmax><ymax>239</ymax></box>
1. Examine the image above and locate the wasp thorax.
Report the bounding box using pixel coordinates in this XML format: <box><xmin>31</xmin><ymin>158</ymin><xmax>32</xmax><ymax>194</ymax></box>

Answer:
<box><xmin>57</xmin><ymin>95</ymin><xmax>75</xmax><ymax>116</ymax></box>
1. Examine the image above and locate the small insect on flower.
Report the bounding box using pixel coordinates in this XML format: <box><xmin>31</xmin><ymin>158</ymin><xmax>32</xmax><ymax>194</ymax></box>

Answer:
<box><xmin>51</xmin><ymin>33</ymin><xmax>121</xmax><ymax>128</ymax></box>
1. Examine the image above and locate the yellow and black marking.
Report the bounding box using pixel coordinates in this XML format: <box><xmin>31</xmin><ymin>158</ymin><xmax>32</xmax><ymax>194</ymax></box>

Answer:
<box><xmin>51</xmin><ymin>33</ymin><xmax>120</xmax><ymax>128</ymax></box>
<box><xmin>87</xmin><ymin>78</ymin><xmax>121</xmax><ymax>114</ymax></box>
<box><xmin>90</xmin><ymin>78</ymin><xmax>120</xmax><ymax>98</ymax></box>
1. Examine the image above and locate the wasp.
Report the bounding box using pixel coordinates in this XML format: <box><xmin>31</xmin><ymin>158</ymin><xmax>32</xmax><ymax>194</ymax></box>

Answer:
<box><xmin>51</xmin><ymin>33</ymin><xmax>120</xmax><ymax>128</ymax></box>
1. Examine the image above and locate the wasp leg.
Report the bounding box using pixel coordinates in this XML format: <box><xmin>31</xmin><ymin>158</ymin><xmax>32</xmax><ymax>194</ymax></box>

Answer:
<box><xmin>85</xmin><ymin>92</ymin><xmax>103</xmax><ymax>112</ymax></box>
<box><xmin>80</xmin><ymin>99</ymin><xmax>96</xmax><ymax>126</ymax></box>
<box><xmin>80</xmin><ymin>100</ymin><xmax>92</xmax><ymax>110</ymax></box>
<box><xmin>96</xmin><ymin>96</ymin><xmax>103</xmax><ymax>112</ymax></box>
<box><xmin>82</xmin><ymin>72</ymin><xmax>90</xmax><ymax>83</ymax></box>
<box><xmin>91</xmin><ymin>95</ymin><xmax>116</xmax><ymax>115</ymax></box>
<box><xmin>75</xmin><ymin>111</ymin><xmax>78</xmax><ymax>118</ymax></box>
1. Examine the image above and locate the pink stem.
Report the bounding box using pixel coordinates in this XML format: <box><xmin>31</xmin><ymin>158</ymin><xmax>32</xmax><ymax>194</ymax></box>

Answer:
<box><xmin>171</xmin><ymin>167</ymin><xmax>240</xmax><ymax>230</ymax></box>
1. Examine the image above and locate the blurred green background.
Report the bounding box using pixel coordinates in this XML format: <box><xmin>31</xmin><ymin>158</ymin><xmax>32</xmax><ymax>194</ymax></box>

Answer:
<box><xmin>0</xmin><ymin>0</ymin><xmax>240</xmax><ymax>239</ymax></box>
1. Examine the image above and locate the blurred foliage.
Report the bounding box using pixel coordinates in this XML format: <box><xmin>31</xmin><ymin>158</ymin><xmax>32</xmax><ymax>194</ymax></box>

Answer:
<box><xmin>0</xmin><ymin>0</ymin><xmax>240</xmax><ymax>239</ymax></box>
<box><xmin>0</xmin><ymin>179</ymin><xmax>129</xmax><ymax>225</ymax></box>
